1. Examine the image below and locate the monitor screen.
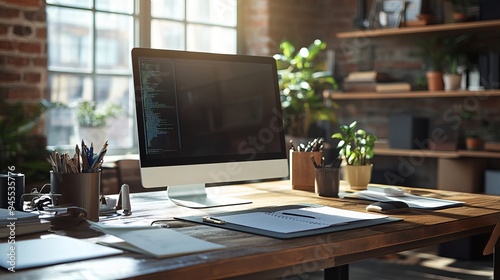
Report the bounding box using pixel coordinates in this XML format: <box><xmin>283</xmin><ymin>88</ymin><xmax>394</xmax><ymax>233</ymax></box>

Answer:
<box><xmin>131</xmin><ymin>48</ymin><xmax>288</xmax><ymax>208</ymax></box>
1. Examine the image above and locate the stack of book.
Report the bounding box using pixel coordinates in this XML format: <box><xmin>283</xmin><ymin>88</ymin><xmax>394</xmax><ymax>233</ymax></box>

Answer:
<box><xmin>343</xmin><ymin>71</ymin><xmax>411</xmax><ymax>93</ymax></box>
<box><xmin>0</xmin><ymin>209</ymin><xmax>50</xmax><ymax>238</ymax></box>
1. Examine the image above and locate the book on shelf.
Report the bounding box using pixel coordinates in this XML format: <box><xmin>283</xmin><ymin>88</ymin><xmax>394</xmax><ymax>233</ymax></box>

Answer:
<box><xmin>484</xmin><ymin>142</ymin><xmax>500</xmax><ymax>152</ymax></box>
<box><xmin>345</xmin><ymin>71</ymin><xmax>390</xmax><ymax>82</ymax></box>
<box><xmin>375</xmin><ymin>82</ymin><xmax>411</xmax><ymax>92</ymax></box>
<box><xmin>343</xmin><ymin>81</ymin><xmax>411</xmax><ymax>93</ymax></box>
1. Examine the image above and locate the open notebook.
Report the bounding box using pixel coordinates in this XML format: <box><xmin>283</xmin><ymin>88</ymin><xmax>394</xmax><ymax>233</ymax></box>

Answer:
<box><xmin>177</xmin><ymin>205</ymin><xmax>400</xmax><ymax>239</ymax></box>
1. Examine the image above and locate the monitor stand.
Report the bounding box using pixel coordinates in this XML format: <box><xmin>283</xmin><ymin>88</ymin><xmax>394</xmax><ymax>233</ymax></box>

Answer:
<box><xmin>167</xmin><ymin>184</ymin><xmax>252</xmax><ymax>208</ymax></box>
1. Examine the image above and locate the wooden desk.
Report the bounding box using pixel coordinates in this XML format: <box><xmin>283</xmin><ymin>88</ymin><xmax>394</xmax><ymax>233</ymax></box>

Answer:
<box><xmin>2</xmin><ymin>180</ymin><xmax>500</xmax><ymax>279</ymax></box>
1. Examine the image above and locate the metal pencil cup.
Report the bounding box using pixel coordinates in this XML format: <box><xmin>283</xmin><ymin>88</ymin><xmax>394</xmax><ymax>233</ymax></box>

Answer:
<box><xmin>50</xmin><ymin>171</ymin><xmax>101</xmax><ymax>222</ymax></box>
<box><xmin>314</xmin><ymin>167</ymin><xmax>340</xmax><ymax>197</ymax></box>
<box><xmin>290</xmin><ymin>151</ymin><xmax>322</xmax><ymax>192</ymax></box>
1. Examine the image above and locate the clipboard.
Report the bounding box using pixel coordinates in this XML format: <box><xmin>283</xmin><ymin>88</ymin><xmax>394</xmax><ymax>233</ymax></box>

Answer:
<box><xmin>176</xmin><ymin>205</ymin><xmax>402</xmax><ymax>239</ymax></box>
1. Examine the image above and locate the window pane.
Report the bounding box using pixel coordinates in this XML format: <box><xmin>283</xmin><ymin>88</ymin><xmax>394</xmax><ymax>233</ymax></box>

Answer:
<box><xmin>151</xmin><ymin>0</ymin><xmax>184</xmax><ymax>20</ymax></box>
<box><xmin>95</xmin><ymin>13</ymin><xmax>133</xmax><ymax>72</ymax></box>
<box><xmin>151</xmin><ymin>19</ymin><xmax>184</xmax><ymax>50</ymax></box>
<box><xmin>47</xmin><ymin>6</ymin><xmax>92</xmax><ymax>71</ymax></box>
<box><xmin>187</xmin><ymin>24</ymin><xmax>236</xmax><ymax>54</ymax></box>
<box><xmin>46</xmin><ymin>0</ymin><xmax>91</xmax><ymax>9</ymax></box>
<box><xmin>187</xmin><ymin>0</ymin><xmax>236</xmax><ymax>26</ymax></box>
<box><xmin>95</xmin><ymin>0</ymin><xmax>134</xmax><ymax>14</ymax></box>
<box><xmin>95</xmin><ymin>76</ymin><xmax>133</xmax><ymax>149</ymax></box>
<box><xmin>47</xmin><ymin>74</ymin><xmax>92</xmax><ymax>146</ymax></box>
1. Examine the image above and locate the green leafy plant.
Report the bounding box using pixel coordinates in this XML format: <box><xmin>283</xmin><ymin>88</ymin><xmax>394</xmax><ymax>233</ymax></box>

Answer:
<box><xmin>274</xmin><ymin>39</ymin><xmax>338</xmax><ymax>137</ymax></box>
<box><xmin>331</xmin><ymin>121</ymin><xmax>377</xmax><ymax>166</ymax></box>
<box><xmin>0</xmin><ymin>100</ymin><xmax>60</xmax><ymax>181</ymax></box>
<box><xmin>415</xmin><ymin>35</ymin><xmax>469</xmax><ymax>72</ymax></box>
<box><xmin>75</xmin><ymin>101</ymin><xmax>122</xmax><ymax>128</ymax></box>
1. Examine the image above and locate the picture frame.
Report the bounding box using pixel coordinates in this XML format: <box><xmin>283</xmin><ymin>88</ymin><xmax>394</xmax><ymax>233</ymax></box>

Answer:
<box><xmin>405</xmin><ymin>0</ymin><xmax>422</xmax><ymax>22</ymax></box>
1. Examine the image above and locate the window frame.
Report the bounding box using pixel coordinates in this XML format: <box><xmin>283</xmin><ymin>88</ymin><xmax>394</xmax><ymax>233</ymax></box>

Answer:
<box><xmin>46</xmin><ymin>0</ymin><xmax>239</xmax><ymax>155</ymax></box>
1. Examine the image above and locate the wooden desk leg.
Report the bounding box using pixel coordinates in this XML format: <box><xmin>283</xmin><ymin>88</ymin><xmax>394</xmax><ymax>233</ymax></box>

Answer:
<box><xmin>324</xmin><ymin>265</ymin><xmax>348</xmax><ymax>280</ymax></box>
<box><xmin>495</xmin><ymin>241</ymin><xmax>500</xmax><ymax>280</ymax></box>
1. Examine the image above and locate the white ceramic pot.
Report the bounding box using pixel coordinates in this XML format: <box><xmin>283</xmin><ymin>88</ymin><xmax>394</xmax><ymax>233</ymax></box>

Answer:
<box><xmin>443</xmin><ymin>73</ymin><xmax>462</xmax><ymax>91</ymax></box>
<box><xmin>77</xmin><ymin>126</ymin><xmax>108</xmax><ymax>147</ymax></box>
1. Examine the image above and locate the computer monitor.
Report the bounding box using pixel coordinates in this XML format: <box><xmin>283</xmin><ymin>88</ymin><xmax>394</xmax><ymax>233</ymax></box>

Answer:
<box><xmin>131</xmin><ymin>48</ymin><xmax>289</xmax><ymax>208</ymax></box>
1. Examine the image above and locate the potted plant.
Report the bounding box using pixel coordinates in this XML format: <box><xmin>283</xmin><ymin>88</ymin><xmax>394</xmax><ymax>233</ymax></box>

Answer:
<box><xmin>443</xmin><ymin>54</ymin><xmax>463</xmax><ymax>91</ymax></box>
<box><xmin>0</xmin><ymin>100</ymin><xmax>60</xmax><ymax>184</ymax></box>
<box><xmin>416</xmin><ymin>35</ymin><xmax>469</xmax><ymax>92</ymax></box>
<box><xmin>274</xmin><ymin>39</ymin><xmax>338</xmax><ymax>139</ymax></box>
<box><xmin>465</xmin><ymin>130</ymin><xmax>483</xmax><ymax>150</ymax></box>
<box><xmin>331</xmin><ymin>121</ymin><xmax>377</xmax><ymax>190</ymax></box>
<box><xmin>415</xmin><ymin>36</ymin><xmax>446</xmax><ymax>91</ymax></box>
<box><xmin>74</xmin><ymin>101</ymin><xmax>122</xmax><ymax>146</ymax></box>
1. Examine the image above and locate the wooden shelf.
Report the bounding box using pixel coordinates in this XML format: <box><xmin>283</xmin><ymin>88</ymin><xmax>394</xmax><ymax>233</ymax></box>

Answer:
<box><xmin>336</xmin><ymin>19</ymin><xmax>500</xmax><ymax>39</ymax></box>
<box><xmin>375</xmin><ymin>147</ymin><xmax>500</xmax><ymax>159</ymax></box>
<box><xmin>325</xmin><ymin>90</ymin><xmax>500</xmax><ymax>100</ymax></box>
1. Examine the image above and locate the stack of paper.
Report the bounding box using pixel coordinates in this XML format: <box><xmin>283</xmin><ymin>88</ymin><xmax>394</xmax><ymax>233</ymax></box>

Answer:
<box><xmin>0</xmin><ymin>209</ymin><xmax>50</xmax><ymax>238</ymax></box>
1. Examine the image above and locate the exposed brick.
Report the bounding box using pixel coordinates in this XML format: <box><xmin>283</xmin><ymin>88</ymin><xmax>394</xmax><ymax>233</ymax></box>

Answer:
<box><xmin>6</xmin><ymin>56</ymin><xmax>30</xmax><ymax>67</ymax></box>
<box><xmin>36</xmin><ymin>27</ymin><xmax>46</xmax><ymax>39</ymax></box>
<box><xmin>32</xmin><ymin>57</ymin><xmax>47</xmax><ymax>66</ymax></box>
<box><xmin>2</xmin><ymin>0</ymin><xmax>41</xmax><ymax>8</ymax></box>
<box><xmin>6</xmin><ymin>86</ymin><xmax>41</xmax><ymax>99</ymax></box>
<box><xmin>0</xmin><ymin>7</ymin><xmax>20</xmax><ymax>18</ymax></box>
<box><xmin>0</xmin><ymin>24</ymin><xmax>8</xmax><ymax>36</ymax></box>
<box><xmin>24</xmin><ymin>10</ymin><xmax>46</xmax><ymax>22</ymax></box>
<box><xmin>0</xmin><ymin>71</ymin><xmax>21</xmax><ymax>82</ymax></box>
<box><xmin>24</xmin><ymin>72</ymin><xmax>41</xmax><ymax>83</ymax></box>
<box><xmin>0</xmin><ymin>40</ymin><xmax>16</xmax><ymax>51</ymax></box>
<box><xmin>13</xmin><ymin>24</ymin><xmax>33</xmax><ymax>37</ymax></box>
<box><xmin>17</xmin><ymin>42</ymin><xmax>41</xmax><ymax>53</ymax></box>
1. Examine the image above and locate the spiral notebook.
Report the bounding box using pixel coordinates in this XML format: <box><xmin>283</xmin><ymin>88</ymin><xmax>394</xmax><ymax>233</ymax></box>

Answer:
<box><xmin>211</xmin><ymin>206</ymin><xmax>387</xmax><ymax>234</ymax></box>
<box><xmin>176</xmin><ymin>205</ymin><xmax>399</xmax><ymax>239</ymax></box>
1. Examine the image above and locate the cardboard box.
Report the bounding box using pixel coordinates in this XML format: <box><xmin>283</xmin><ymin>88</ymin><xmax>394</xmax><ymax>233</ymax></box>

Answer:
<box><xmin>437</xmin><ymin>158</ymin><xmax>486</xmax><ymax>193</ymax></box>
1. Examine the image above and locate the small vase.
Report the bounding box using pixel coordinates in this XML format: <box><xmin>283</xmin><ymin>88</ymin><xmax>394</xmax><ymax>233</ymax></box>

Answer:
<box><xmin>77</xmin><ymin>126</ymin><xmax>108</xmax><ymax>147</ymax></box>
<box><xmin>443</xmin><ymin>73</ymin><xmax>462</xmax><ymax>91</ymax></box>
<box><xmin>343</xmin><ymin>164</ymin><xmax>373</xmax><ymax>190</ymax></box>
<box><xmin>426</xmin><ymin>71</ymin><xmax>444</xmax><ymax>91</ymax></box>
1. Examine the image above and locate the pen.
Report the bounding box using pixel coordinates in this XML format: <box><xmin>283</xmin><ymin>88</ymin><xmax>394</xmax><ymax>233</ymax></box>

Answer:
<box><xmin>282</xmin><ymin>212</ymin><xmax>316</xmax><ymax>219</ymax></box>
<box><xmin>202</xmin><ymin>216</ymin><xmax>226</xmax><ymax>225</ymax></box>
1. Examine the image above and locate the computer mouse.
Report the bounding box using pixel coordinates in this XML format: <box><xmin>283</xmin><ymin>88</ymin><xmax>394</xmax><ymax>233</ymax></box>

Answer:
<box><xmin>366</xmin><ymin>201</ymin><xmax>409</xmax><ymax>213</ymax></box>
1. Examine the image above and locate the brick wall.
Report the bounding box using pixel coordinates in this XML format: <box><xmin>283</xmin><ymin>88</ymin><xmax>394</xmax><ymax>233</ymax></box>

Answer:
<box><xmin>0</xmin><ymin>0</ymin><xmax>47</xmax><ymax>108</ymax></box>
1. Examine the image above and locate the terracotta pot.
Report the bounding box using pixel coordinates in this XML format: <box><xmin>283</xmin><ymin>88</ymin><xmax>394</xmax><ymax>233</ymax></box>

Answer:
<box><xmin>342</xmin><ymin>164</ymin><xmax>373</xmax><ymax>190</ymax></box>
<box><xmin>466</xmin><ymin>137</ymin><xmax>483</xmax><ymax>150</ymax></box>
<box><xmin>426</xmin><ymin>71</ymin><xmax>444</xmax><ymax>91</ymax></box>
<box><xmin>443</xmin><ymin>73</ymin><xmax>462</xmax><ymax>91</ymax></box>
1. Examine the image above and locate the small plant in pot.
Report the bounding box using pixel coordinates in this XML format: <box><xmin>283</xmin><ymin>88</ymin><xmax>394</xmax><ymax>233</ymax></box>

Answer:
<box><xmin>331</xmin><ymin>121</ymin><xmax>377</xmax><ymax>190</ymax></box>
<box><xmin>274</xmin><ymin>39</ymin><xmax>338</xmax><ymax>139</ymax></box>
<box><xmin>74</xmin><ymin>101</ymin><xmax>122</xmax><ymax>147</ymax></box>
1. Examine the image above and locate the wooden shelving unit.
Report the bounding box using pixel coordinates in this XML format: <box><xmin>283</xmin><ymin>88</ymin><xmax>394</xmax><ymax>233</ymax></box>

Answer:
<box><xmin>375</xmin><ymin>147</ymin><xmax>500</xmax><ymax>159</ymax></box>
<box><xmin>324</xmin><ymin>90</ymin><xmax>500</xmax><ymax>100</ymax></box>
<box><xmin>336</xmin><ymin>19</ymin><xmax>500</xmax><ymax>39</ymax></box>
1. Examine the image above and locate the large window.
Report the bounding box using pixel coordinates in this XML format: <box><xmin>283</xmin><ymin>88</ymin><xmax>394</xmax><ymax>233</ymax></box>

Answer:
<box><xmin>46</xmin><ymin>0</ymin><xmax>237</xmax><ymax>153</ymax></box>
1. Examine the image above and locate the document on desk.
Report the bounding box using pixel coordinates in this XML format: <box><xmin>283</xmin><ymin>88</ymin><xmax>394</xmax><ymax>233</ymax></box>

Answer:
<box><xmin>212</xmin><ymin>206</ymin><xmax>387</xmax><ymax>234</ymax></box>
<box><xmin>347</xmin><ymin>189</ymin><xmax>464</xmax><ymax>209</ymax></box>
<box><xmin>90</xmin><ymin>222</ymin><xmax>225</xmax><ymax>258</ymax></box>
<box><xmin>0</xmin><ymin>235</ymin><xmax>122</xmax><ymax>270</ymax></box>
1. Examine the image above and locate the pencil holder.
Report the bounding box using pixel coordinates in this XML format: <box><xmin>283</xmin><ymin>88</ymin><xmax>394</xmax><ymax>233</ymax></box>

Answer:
<box><xmin>290</xmin><ymin>151</ymin><xmax>322</xmax><ymax>192</ymax></box>
<box><xmin>50</xmin><ymin>170</ymin><xmax>101</xmax><ymax>222</ymax></box>
<box><xmin>314</xmin><ymin>167</ymin><xmax>340</xmax><ymax>197</ymax></box>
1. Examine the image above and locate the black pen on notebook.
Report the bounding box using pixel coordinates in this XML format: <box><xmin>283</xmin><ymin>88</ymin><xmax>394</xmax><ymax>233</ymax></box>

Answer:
<box><xmin>202</xmin><ymin>216</ymin><xmax>226</xmax><ymax>225</ymax></box>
